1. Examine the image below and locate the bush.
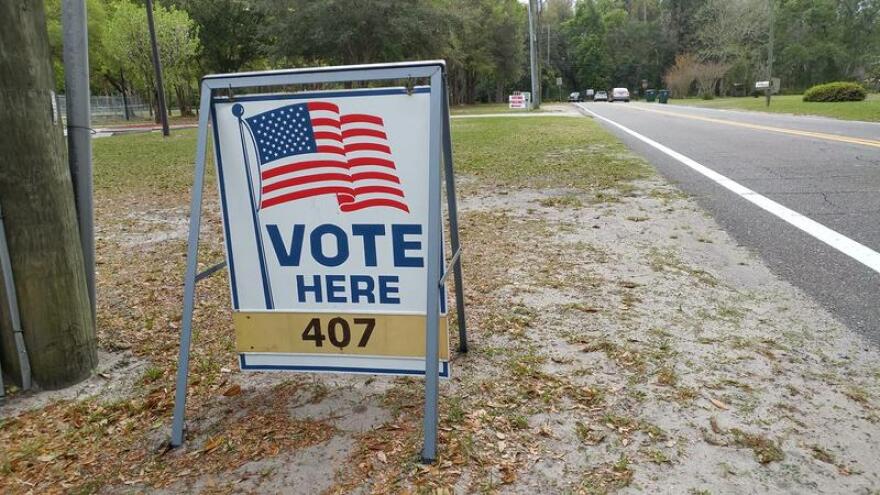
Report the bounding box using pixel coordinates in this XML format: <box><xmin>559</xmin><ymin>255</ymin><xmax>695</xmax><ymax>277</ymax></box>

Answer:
<box><xmin>803</xmin><ymin>82</ymin><xmax>867</xmax><ymax>102</ymax></box>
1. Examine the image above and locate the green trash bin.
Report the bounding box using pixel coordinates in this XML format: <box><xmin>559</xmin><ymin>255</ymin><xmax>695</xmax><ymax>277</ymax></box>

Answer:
<box><xmin>658</xmin><ymin>89</ymin><xmax>669</xmax><ymax>104</ymax></box>
<box><xmin>645</xmin><ymin>89</ymin><xmax>656</xmax><ymax>102</ymax></box>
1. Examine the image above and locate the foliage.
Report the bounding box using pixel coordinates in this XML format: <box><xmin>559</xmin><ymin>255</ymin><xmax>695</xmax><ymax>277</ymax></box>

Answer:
<box><xmin>663</xmin><ymin>54</ymin><xmax>698</xmax><ymax>98</ymax></box>
<box><xmin>256</xmin><ymin>0</ymin><xmax>447</xmax><ymax>66</ymax></box>
<box><xmin>104</xmin><ymin>1</ymin><xmax>199</xmax><ymax>116</ymax></box>
<box><xmin>672</xmin><ymin>94</ymin><xmax>880</xmax><ymax>122</ymax></box>
<box><xmin>169</xmin><ymin>0</ymin><xmax>266</xmax><ymax>74</ymax></box>
<box><xmin>802</xmin><ymin>81</ymin><xmax>867</xmax><ymax>102</ymax></box>
<box><xmin>44</xmin><ymin>0</ymin><xmax>110</xmax><ymax>92</ymax></box>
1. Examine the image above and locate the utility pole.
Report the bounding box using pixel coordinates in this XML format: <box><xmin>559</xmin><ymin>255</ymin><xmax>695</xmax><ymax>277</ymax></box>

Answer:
<box><xmin>766</xmin><ymin>0</ymin><xmax>774</xmax><ymax>107</ymax></box>
<box><xmin>145</xmin><ymin>0</ymin><xmax>170</xmax><ymax>136</ymax></box>
<box><xmin>528</xmin><ymin>0</ymin><xmax>541</xmax><ymax>109</ymax></box>
<box><xmin>62</xmin><ymin>0</ymin><xmax>95</xmax><ymax>323</ymax></box>
<box><xmin>0</xmin><ymin>0</ymin><xmax>97</xmax><ymax>389</ymax></box>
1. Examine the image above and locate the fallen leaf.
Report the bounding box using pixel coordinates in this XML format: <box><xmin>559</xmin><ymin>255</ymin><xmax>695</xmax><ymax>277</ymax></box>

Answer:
<box><xmin>377</xmin><ymin>451</ymin><xmax>387</xmax><ymax>463</ymax></box>
<box><xmin>709</xmin><ymin>398</ymin><xmax>729</xmax><ymax>410</ymax></box>
<box><xmin>497</xmin><ymin>441</ymin><xmax>506</xmax><ymax>453</ymax></box>
<box><xmin>223</xmin><ymin>384</ymin><xmax>242</xmax><ymax>397</ymax></box>
<box><xmin>202</xmin><ymin>436</ymin><xmax>224</xmax><ymax>453</ymax></box>
<box><xmin>495</xmin><ymin>432</ymin><xmax>507</xmax><ymax>440</ymax></box>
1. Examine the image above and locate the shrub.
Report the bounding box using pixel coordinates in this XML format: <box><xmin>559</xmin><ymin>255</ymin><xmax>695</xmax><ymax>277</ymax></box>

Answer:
<box><xmin>803</xmin><ymin>82</ymin><xmax>867</xmax><ymax>102</ymax></box>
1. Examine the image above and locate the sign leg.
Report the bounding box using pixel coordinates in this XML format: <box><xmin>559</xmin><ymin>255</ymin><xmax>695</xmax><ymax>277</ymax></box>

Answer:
<box><xmin>421</xmin><ymin>68</ymin><xmax>444</xmax><ymax>464</ymax></box>
<box><xmin>441</xmin><ymin>79</ymin><xmax>467</xmax><ymax>353</ymax></box>
<box><xmin>170</xmin><ymin>84</ymin><xmax>212</xmax><ymax>447</ymax></box>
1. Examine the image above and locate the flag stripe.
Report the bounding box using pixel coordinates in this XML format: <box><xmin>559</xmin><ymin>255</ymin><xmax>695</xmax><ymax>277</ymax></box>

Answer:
<box><xmin>341</xmin><ymin>114</ymin><xmax>384</xmax><ymax>125</ymax></box>
<box><xmin>340</xmin><ymin>198</ymin><xmax>409</xmax><ymax>213</ymax></box>
<box><xmin>342</xmin><ymin>128</ymin><xmax>387</xmax><ymax>139</ymax></box>
<box><xmin>261</xmin><ymin>160</ymin><xmax>349</xmax><ymax>180</ymax></box>
<box><xmin>314</xmin><ymin>131</ymin><xmax>343</xmax><ymax>142</ymax></box>
<box><xmin>353</xmin><ymin>185</ymin><xmax>406</xmax><ymax>197</ymax></box>
<box><xmin>351</xmin><ymin>171</ymin><xmax>400</xmax><ymax>184</ymax></box>
<box><xmin>307</xmin><ymin>102</ymin><xmax>340</xmax><ymax>112</ymax></box>
<box><xmin>311</xmin><ymin>118</ymin><xmax>341</xmax><ymax>128</ymax></box>
<box><xmin>316</xmin><ymin>145</ymin><xmax>346</xmax><ymax>155</ymax></box>
<box><xmin>261</xmin><ymin>186</ymin><xmax>354</xmax><ymax>209</ymax></box>
<box><xmin>262</xmin><ymin>173</ymin><xmax>353</xmax><ymax>194</ymax></box>
<box><xmin>344</xmin><ymin>142</ymin><xmax>392</xmax><ymax>154</ymax></box>
<box><xmin>348</xmin><ymin>157</ymin><xmax>396</xmax><ymax>168</ymax></box>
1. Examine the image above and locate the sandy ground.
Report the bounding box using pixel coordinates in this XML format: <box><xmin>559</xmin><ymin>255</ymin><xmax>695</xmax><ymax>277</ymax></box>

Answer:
<box><xmin>116</xmin><ymin>176</ymin><xmax>879</xmax><ymax>493</ymax></box>
<box><xmin>4</xmin><ymin>148</ymin><xmax>880</xmax><ymax>494</ymax></box>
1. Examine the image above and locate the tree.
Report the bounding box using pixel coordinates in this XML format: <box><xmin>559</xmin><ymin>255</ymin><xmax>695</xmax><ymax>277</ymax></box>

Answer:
<box><xmin>0</xmin><ymin>0</ymin><xmax>97</xmax><ymax>389</ymax></box>
<box><xmin>170</xmin><ymin>0</ymin><xmax>266</xmax><ymax>74</ymax></box>
<box><xmin>44</xmin><ymin>0</ymin><xmax>112</xmax><ymax>93</ymax></box>
<box><xmin>566</xmin><ymin>0</ymin><xmax>610</xmax><ymax>90</ymax></box>
<box><xmin>443</xmin><ymin>0</ymin><xmax>526</xmax><ymax>104</ymax></box>
<box><xmin>663</xmin><ymin>53</ymin><xmax>698</xmax><ymax>97</ymax></box>
<box><xmin>104</xmin><ymin>1</ymin><xmax>199</xmax><ymax>119</ymax></box>
<box><xmin>257</xmin><ymin>0</ymin><xmax>447</xmax><ymax>66</ymax></box>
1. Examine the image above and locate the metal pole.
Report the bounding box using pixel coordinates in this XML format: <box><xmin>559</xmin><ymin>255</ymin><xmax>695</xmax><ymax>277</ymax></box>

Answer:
<box><xmin>527</xmin><ymin>0</ymin><xmax>541</xmax><ymax>109</ymax></box>
<box><xmin>62</xmin><ymin>0</ymin><xmax>95</xmax><ymax>323</ymax></box>
<box><xmin>421</xmin><ymin>68</ymin><xmax>444</xmax><ymax>463</ymax></box>
<box><xmin>0</xmin><ymin>203</ymin><xmax>31</xmax><ymax>391</ymax></box>
<box><xmin>170</xmin><ymin>84</ymin><xmax>212</xmax><ymax>447</ymax></box>
<box><xmin>766</xmin><ymin>0</ymin><xmax>774</xmax><ymax>107</ymax></box>
<box><xmin>145</xmin><ymin>0</ymin><xmax>170</xmax><ymax>136</ymax></box>
<box><xmin>441</xmin><ymin>78</ymin><xmax>467</xmax><ymax>353</ymax></box>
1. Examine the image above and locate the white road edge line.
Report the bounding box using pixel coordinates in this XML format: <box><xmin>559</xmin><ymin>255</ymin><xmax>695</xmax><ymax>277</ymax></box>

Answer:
<box><xmin>576</xmin><ymin>103</ymin><xmax>880</xmax><ymax>275</ymax></box>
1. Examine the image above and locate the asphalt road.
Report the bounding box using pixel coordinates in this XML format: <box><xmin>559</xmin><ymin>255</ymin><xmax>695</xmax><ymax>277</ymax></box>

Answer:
<box><xmin>575</xmin><ymin>101</ymin><xmax>880</xmax><ymax>343</ymax></box>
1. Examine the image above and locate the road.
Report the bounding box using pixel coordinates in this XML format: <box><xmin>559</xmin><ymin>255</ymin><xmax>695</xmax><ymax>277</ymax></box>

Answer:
<box><xmin>575</xmin><ymin>101</ymin><xmax>880</xmax><ymax>342</ymax></box>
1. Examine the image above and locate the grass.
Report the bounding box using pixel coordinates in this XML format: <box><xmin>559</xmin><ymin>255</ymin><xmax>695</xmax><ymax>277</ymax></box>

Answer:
<box><xmin>92</xmin><ymin>128</ymin><xmax>207</xmax><ymax>193</ymax></box>
<box><xmin>92</xmin><ymin>114</ymin><xmax>647</xmax><ymax>196</ymax></box>
<box><xmin>669</xmin><ymin>94</ymin><xmax>880</xmax><ymax>122</ymax></box>
<box><xmin>452</xmin><ymin>116</ymin><xmax>649</xmax><ymax>189</ymax></box>
<box><xmin>450</xmin><ymin>103</ymin><xmax>525</xmax><ymax>115</ymax></box>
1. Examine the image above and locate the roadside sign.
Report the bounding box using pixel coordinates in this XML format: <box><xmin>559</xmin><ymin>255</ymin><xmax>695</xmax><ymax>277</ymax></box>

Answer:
<box><xmin>212</xmin><ymin>88</ymin><xmax>449</xmax><ymax>377</ymax></box>
<box><xmin>170</xmin><ymin>61</ymin><xmax>468</xmax><ymax>463</ymax></box>
<box><xmin>755</xmin><ymin>80</ymin><xmax>771</xmax><ymax>89</ymax></box>
<box><xmin>556</xmin><ymin>77</ymin><xmax>563</xmax><ymax>86</ymax></box>
<box><xmin>509</xmin><ymin>93</ymin><xmax>527</xmax><ymax>109</ymax></box>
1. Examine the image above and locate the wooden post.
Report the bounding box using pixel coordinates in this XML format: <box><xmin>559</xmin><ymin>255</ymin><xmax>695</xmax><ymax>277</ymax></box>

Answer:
<box><xmin>0</xmin><ymin>0</ymin><xmax>97</xmax><ymax>389</ymax></box>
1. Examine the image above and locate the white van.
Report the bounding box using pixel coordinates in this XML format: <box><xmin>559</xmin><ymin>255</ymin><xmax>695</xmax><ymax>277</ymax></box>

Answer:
<box><xmin>611</xmin><ymin>87</ymin><xmax>630</xmax><ymax>102</ymax></box>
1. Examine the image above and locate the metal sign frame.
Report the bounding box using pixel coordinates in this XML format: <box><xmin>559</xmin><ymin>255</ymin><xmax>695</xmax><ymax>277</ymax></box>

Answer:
<box><xmin>169</xmin><ymin>61</ymin><xmax>466</xmax><ymax>463</ymax></box>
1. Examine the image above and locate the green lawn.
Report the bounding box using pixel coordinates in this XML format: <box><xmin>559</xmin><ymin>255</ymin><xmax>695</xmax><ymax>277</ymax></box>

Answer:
<box><xmin>451</xmin><ymin>116</ymin><xmax>649</xmax><ymax>189</ymax></box>
<box><xmin>93</xmin><ymin>116</ymin><xmax>648</xmax><ymax>194</ymax></box>
<box><xmin>669</xmin><ymin>94</ymin><xmax>880</xmax><ymax>122</ymax></box>
<box><xmin>450</xmin><ymin>102</ymin><xmax>529</xmax><ymax>115</ymax></box>
<box><xmin>92</xmin><ymin>128</ymin><xmax>207</xmax><ymax>193</ymax></box>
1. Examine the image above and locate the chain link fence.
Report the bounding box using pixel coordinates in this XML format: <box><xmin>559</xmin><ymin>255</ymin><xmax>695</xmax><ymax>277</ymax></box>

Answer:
<box><xmin>56</xmin><ymin>94</ymin><xmax>152</xmax><ymax>123</ymax></box>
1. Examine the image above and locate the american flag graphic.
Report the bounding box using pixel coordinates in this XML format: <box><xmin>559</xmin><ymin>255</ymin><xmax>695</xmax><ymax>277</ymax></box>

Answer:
<box><xmin>242</xmin><ymin>101</ymin><xmax>409</xmax><ymax>212</ymax></box>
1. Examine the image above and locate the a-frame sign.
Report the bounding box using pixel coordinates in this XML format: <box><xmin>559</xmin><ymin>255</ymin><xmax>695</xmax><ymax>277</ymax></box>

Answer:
<box><xmin>169</xmin><ymin>61</ymin><xmax>467</xmax><ymax>462</ymax></box>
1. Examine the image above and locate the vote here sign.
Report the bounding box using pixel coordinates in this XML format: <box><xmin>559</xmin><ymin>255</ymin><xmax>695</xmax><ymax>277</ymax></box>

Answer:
<box><xmin>210</xmin><ymin>87</ymin><xmax>449</xmax><ymax>376</ymax></box>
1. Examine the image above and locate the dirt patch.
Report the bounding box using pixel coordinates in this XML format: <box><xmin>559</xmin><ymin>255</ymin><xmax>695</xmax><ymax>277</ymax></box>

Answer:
<box><xmin>4</xmin><ymin>173</ymin><xmax>880</xmax><ymax>493</ymax></box>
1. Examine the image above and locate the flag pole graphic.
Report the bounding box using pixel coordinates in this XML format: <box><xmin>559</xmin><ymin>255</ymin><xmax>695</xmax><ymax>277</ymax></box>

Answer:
<box><xmin>232</xmin><ymin>103</ymin><xmax>274</xmax><ymax>309</ymax></box>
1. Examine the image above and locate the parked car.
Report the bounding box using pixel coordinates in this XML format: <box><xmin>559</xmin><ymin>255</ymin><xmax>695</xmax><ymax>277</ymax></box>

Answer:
<box><xmin>568</xmin><ymin>91</ymin><xmax>582</xmax><ymax>102</ymax></box>
<box><xmin>593</xmin><ymin>90</ymin><xmax>608</xmax><ymax>102</ymax></box>
<box><xmin>611</xmin><ymin>87</ymin><xmax>630</xmax><ymax>102</ymax></box>
<box><xmin>584</xmin><ymin>88</ymin><xmax>595</xmax><ymax>99</ymax></box>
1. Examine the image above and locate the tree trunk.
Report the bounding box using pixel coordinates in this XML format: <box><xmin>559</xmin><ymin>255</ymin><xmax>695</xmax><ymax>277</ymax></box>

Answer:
<box><xmin>0</xmin><ymin>0</ymin><xmax>97</xmax><ymax>389</ymax></box>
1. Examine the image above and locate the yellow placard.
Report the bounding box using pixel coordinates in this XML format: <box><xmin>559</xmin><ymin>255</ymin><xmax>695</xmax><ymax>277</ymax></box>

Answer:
<box><xmin>234</xmin><ymin>312</ymin><xmax>449</xmax><ymax>359</ymax></box>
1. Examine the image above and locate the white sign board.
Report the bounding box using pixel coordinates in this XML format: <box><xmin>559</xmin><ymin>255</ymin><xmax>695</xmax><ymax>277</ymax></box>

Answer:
<box><xmin>755</xmin><ymin>80</ymin><xmax>771</xmax><ymax>89</ymax></box>
<box><xmin>210</xmin><ymin>87</ymin><xmax>449</xmax><ymax>376</ymax></box>
<box><xmin>509</xmin><ymin>93</ymin><xmax>527</xmax><ymax>109</ymax></box>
